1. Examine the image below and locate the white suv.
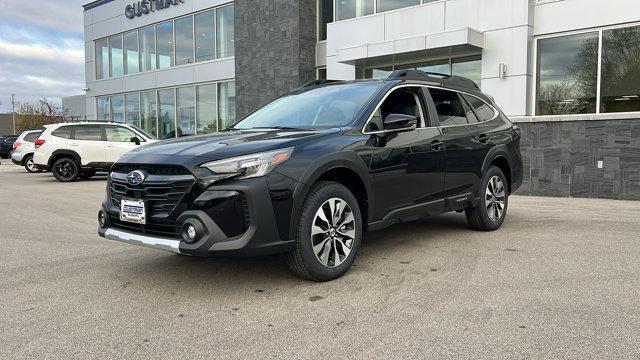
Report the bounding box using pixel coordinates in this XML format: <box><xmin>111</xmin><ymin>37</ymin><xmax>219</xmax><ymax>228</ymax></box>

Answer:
<box><xmin>33</xmin><ymin>122</ymin><xmax>157</xmax><ymax>182</ymax></box>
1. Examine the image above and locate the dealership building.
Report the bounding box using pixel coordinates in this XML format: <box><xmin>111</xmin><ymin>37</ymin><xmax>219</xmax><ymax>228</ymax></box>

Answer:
<box><xmin>75</xmin><ymin>0</ymin><xmax>640</xmax><ymax>199</ymax></box>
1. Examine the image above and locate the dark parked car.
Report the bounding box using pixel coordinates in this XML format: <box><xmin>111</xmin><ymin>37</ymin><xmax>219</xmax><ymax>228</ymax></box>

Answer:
<box><xmin>0</xmin><ymin>136</ymin><xmax>18</xmax><ymax>159</ymax></box>
<box><xmin>98</xmin><ymin>70</ymin><xmax>523</xmax><ymax>281</ymax></box>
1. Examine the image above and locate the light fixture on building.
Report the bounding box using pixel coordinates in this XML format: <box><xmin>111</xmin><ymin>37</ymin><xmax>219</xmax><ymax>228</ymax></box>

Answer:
<box><xmin>499</xmin><ymin>63</ymin><xmax>508</xmax><ymax>78</ymax></box>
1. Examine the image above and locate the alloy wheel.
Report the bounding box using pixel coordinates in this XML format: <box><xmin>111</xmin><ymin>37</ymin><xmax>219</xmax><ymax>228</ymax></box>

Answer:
<box><xmin>311</xmin><ymin>197</ymin><xmax>356</xmax><ymax>268</ymax></box>
<box><xmin>56</xmin><ymin>160</ymin><xmax>76</xmax><ymax>180</ymax></box>
<box><xmin>26</xmin><ymin>158</ymin><xmax>36</xmax><ymax>172</ymax></box>
<box><xmin>485</xmin><ymin>175</ymin><xmax>506</xmax><ymax>222</ymax></box>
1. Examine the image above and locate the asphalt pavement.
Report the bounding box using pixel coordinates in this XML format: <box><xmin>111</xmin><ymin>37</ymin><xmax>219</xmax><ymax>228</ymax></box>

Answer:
<box><xmin>1</xmin><ymin>163</ymin><xmax>639</xmax><ymax>359</ymax></box>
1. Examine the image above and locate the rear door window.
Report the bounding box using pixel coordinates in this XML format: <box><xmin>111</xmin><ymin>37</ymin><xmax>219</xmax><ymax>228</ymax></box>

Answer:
<box><xmin>51</xmin><ymin>126</ymin><xmax>73</xmax><ymax>139</ymax></box>
<box><xmin>74</xmin><ymin>125</ymin><xmax>103</xmax><ymax>141</ymax></box>
<box><xmin>429</xmin><ymin>89</ymin><xmax>469</xmax><ymax>126</ymax></box>
<box><xmin>463</xmin><ymin>94</ymin><xmax>496</xmax><ymax>122</ymax></box>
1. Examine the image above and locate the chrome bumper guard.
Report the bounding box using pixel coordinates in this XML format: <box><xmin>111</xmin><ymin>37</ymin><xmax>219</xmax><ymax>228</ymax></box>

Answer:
<box><xmin>102</xmin><ymin>227</ymin><xmax>182</xmax><ymax>254</ymax></box>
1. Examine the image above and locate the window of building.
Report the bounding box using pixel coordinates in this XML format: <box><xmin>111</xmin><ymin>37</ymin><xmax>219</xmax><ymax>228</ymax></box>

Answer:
<box><xmin>140</xmin><ymin>90</ymin><xmax>157</xmax><ymax>136</ymax></box>
<box><xmin>105</xmin><ymin>126</ymin><xmax>137</xmax><ymax>142</ymax></box>
<box><xmin>110</xmin><ymin>95</ymin><xmax>125</xmax><ymax>123</ymax></box>
<box><xmin>361</xmin><ymin>56</ymin><xmax>482</xmax><ymax>88</ymax></box>
<box><xmin>156</xmin><ymin>21</ymin><xmax>174</xmax><ymax>69</ymax></box>
<box><xmin>74</xmin><ymin>125</ymin><xmax>103</xmax><ymax>141</ymax></box>
<box><xmin>318</xmin><ymin>0</ymin><xmax>333</xmax><ymax>41</ymax></box>
<box><xmin>536</xmin><ymin>32</ymin><xmax>598</xmax><ymax>115</ymax></box>
<box><xmin>377</xmin><ymin>0</ymin><xmax>420</xmax><ymax>13</ymax></box>
<box><xmin>196</xmin><ymin>84</ymin><xmax>217</xmax><ymax>134</ymax></box>
<box><xmin>336</xmin><ymin>0</ymin><xmax>374</xmax><ymax>21</ymax></box>
<box><xmin>175</xmin><ymin>16</ymin><xmax>194</xmax><ymax>65</ymax></box>
<box><xmin>125</xmin><ymin>93</ymin><xmax>140</xmax><ymax>127</ymax></box>
<box><xmin>600</xmin><ymin>25</ymin><xmax>640</xmax><ymax>113</ymax></box>
<box><xmin>109</xmin><ymin>35</ymin><xmax>124</xmax><ymax>77</ymax></box>
<box><xmin>195</xmin><ymin>10</ymin><xmax>215</xmax><ymax>62</ymax></box>
<box><xmin>124</xmin><ymin>31</ymin><xmax>139</xmax><ymax>75</ymax></box>
<box><xmin>317</xmin><ymin>67</ymin><xmax>327</xmax><ymax>80</ymax></box>
<box><xmin>430</xmin><ymin>88</ymin><xmax>469</xmax><ymax>126</ymax></box>
<box><xmin>216</xmin><ymin>4</ymin><xmax>235</xmax><ymax>58</ymax></box>
<box><xmin>177</xmin><ymin>86</ymin><xmax>196</xmax><ymax>136</ymax></box>
<box><xmin>218</xmin><ymin>81</ymin><xmax>236</xmax><ymax>129</ymax></box>
<box><xmin>95</xmin><ymin>38</ymin><xmax>109</xmax><ymax>80</ymax></box>
<box><xmin>139</xmin><ymin>26</ymin><xmax>157</xmax><ymax>71</ymax></box>
<box><xmin>97</xmin><ymin>96</ymin><xmax>110</xmax><ymax>120</ymax></box>
<box><xmin>158</xmin><ymin>89</ymin><xmax>176</xmax><ymax>139</ymax></box>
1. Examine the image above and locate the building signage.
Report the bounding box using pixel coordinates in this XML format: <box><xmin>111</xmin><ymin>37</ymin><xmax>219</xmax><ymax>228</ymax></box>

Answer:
<box><xmin>125</xmin><ymin>0</ymin><xmax>184</xmax><ymax>19</ymax></box>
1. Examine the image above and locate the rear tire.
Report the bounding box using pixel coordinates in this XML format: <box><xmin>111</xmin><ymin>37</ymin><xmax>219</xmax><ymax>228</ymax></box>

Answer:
<box><xmin>23</xmin><ymin>155</ymin><xmax>42</xmax><ymax>173</ymax></box>
<box><xmin>465</xmin><ymin>166</ymin><xmax>509</xmax><ymax>231</ymax></box>
<box><xmin>52</xmin><ymin>157</ymin><xmax>80</xmax><ymax>182</ymax></box>
<box><xmin>287</xmin><ymin>181</ymin><xmax>362</xmax><ymax>282</ymax></box>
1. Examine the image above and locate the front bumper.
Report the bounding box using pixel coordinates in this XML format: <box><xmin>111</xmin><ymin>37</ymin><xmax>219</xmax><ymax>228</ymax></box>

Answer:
<box><xmin>98</xmin><ymin>175</ymin><xmax>297</xmax><ymax>257</ymax></box>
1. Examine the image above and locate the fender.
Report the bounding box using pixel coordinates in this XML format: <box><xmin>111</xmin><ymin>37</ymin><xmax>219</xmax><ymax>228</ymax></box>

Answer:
<box><xmin>481</xmin><ymin>144</ymin><xmax>514</xmax><ymax>190</ymax></box>
<box><xmin>21</xmin><ymin>152</ymin><xmax>34</xmax><ymax>165</ymax></box>
<box><xmin>287</xmin><ymin>151</ymin><xmax>372</xmax><ymax>240</ymax></box>
<box><xmin>48</xmin><ymin>149</ymin><xmax>82</xmax><ymax>167</ymax></box>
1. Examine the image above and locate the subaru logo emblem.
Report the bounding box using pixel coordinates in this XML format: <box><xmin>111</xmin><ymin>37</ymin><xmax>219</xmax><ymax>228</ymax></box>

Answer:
<box><xmin>126</xmin><ymin>170</ymin><xmax>146</xmax><ymax>185</ymax></box>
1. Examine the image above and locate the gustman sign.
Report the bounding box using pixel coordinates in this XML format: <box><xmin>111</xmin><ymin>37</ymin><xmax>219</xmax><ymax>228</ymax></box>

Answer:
<box><xmin>125</xmin><ymin>0</ymin><xmax>184</xmax><ymax>19</ymax></box>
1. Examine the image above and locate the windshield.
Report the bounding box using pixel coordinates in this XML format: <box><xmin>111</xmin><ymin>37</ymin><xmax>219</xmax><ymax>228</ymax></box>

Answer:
<box><xmin>132</xmin><ymin>125</ymin><xmax>158</xmax><ymax>140</ymax></box>
<box><xmin>232</xmin><ymin>83</ymin><xmax>382</xmax><ymax>130</ymax></box>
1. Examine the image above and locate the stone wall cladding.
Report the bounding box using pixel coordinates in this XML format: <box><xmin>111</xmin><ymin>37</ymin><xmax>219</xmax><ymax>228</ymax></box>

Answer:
<box><xmin>515</xmin><ymin>119</ymin><xmax>640</xmax><ymax>200</ymax></box>
<box><xmin>234</xmin><ymin>0</ymin><xmax>317</xmax><ymax>119</ymax></box>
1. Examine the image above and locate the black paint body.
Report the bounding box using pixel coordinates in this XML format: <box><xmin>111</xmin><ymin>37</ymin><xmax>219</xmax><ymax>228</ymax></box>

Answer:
<box><xmin>99</xmin><ymin>78</ymin><xmax>523</xmax><ymax>256</ymax></box>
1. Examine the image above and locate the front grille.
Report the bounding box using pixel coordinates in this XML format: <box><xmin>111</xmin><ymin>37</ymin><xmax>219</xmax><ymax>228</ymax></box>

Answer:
<box><xmin>111</xmin><ymin>164</ymin><xmax>192</xmax><ymax>176</ymax></box>
<box><xmin>109</xmin><ymin>171</ymin><xmax>195</xmax><ymax>217</ymax></box>
<box><xmin>108</xmin><ymin>214</ymin><xmax>182</xmax><ymax>239</ymax></box>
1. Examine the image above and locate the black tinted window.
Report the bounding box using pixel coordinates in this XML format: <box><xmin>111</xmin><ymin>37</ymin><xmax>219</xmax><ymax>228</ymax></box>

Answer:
<box><xmin>463</xmin><ymin>94</ymin><xmax>496</xmax><ymax>122</ymax></box>
<box><xmin>74</xmin><ymin>125</ymin><xmax>103</xmax><ymax>141</ymax></box>
<box><xmin>3</xmin><ymin>137</ymin><xmax>17</xmax><ymax>144</ymax></box>
<box><xmin>461</xmin><ymin>96</ymin><xmax>479</xmax><ymax>124</ymax></box>
<box><xmin>430</xmin><ymin>89</ymin><xmax>468</xmax><ymax>126</ymax></box>
<box><xmin>24</xmin><ymin>132</ymin><xmax>41</xmax><ymax>142</ymax></box>
<box><xmin>51</xmin><ymin>126</ymin><xmax>73</xmax><ymax>139</ymax></box>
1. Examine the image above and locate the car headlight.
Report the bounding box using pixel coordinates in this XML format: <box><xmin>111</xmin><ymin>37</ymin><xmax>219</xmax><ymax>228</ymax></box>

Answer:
<box><xmin>200</xmin><ymin>147</ymin><xmax>294</xmax><ymax>179</ymax></box>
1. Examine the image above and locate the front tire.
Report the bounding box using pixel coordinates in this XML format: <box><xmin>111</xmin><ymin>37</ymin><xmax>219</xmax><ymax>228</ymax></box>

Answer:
<box><xmin>52</xmin><ymin>157</ymin><xmax>80</xmax><ymax>182</ymax></box>
<box><xmin>287</xmin><ymin>181</ymin><xmax>362</xmax><ymax>282</ymax></box>
<box><xmin>23</xmin><ymin>155</ymin><xmax>42</xmax><ymax>173</ymax></box>
<box><xmin>465</xmin><ymin>166</ymin><xmax>509</xmax><ymax>231</ymax></box>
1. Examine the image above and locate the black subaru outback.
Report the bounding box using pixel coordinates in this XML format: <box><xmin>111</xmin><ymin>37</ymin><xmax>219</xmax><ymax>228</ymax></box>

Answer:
<box><xmin>98</xmin><ymin>70</ymin><xmax>522</xmax><ymax>281</ymax></box>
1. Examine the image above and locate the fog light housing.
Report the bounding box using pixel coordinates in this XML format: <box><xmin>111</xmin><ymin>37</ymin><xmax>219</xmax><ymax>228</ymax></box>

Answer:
<box><xmin>98</xmin><ymin>211</ymin><xmax>107</xmax><ymax>228</ymax></box>
<box><xmin>181</xmin><ymin>219</ymin><xmax>205</xmax><ymax>244</ymax></box>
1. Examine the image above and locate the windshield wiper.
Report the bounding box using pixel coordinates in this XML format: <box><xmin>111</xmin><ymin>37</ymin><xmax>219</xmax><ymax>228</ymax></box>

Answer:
<box><xmin>239</xmin><ymin>126</ymin><xmax>308</xmax><ymax>131</ymax></box>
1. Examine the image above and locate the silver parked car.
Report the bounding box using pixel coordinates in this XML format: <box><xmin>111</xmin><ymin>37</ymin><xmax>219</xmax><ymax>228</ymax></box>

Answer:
<box><xmin>11</xmin><ymin>130</ymin><xmax>43</xmax><ymax>173</ymax></box>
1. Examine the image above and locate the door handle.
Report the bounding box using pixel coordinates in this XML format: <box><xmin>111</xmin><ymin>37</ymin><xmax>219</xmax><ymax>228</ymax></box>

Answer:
<box><xmin>430</xmin><ymin>140</ymin><xmax>444</xmax><ymax>150</ymax></box>
<box><xmin>106</xmin><ymin>144</ymin><xmax>115</xmax><ymax>147</ymax></box>
<box><xmin>69</xmin><ymin>142</ymin><xmax>79</xmax><ymax>146</ymax></box>
<box><xmin>477</xmin><ymin>133</ymin><xmax>489</xmax><ymax>143</ymax></box>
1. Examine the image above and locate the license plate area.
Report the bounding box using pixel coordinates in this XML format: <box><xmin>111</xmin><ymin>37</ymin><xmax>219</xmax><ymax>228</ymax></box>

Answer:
<box><xmin>120</xmin><ymin>198</ymin><xmax>147</xmax><ymax>224</ymax></box>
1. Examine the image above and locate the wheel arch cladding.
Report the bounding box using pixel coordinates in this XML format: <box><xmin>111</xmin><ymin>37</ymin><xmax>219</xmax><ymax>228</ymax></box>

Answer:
<box><xmin>289</xmin><ymin>155</ymin><xmax>372</xmax><ymax>239</ymax></box>
<box><xmin>489</xmin><ymin>155</ymin><xmax>512</xmax><ymax>195</ymax></box>
<box><xmin>49</xmin><ymin>150</ymin><xmax>81</xmax><ymax>167</ymax></box>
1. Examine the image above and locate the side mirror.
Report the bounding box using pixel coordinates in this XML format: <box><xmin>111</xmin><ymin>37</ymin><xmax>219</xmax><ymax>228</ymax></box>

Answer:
<box><xmin>130</xmin><ymin>137</ymin><xmax>141</xmax><ymax>145</ymax></box>
<box><xmin>383</xmin><ymin>113</ymin><xmax>417</xmax><ymax>133</ymax></box>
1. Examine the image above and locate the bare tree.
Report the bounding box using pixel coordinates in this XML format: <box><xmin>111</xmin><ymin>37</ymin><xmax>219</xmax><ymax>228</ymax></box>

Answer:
<box><xmin>15</xmin><ymin>99</ymin><xmax>68</xmax><ymax>133</ymax></box>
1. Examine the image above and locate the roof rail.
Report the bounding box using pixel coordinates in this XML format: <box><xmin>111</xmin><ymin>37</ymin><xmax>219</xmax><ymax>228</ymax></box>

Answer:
<box><xmin>299</xmin><ymin>79</ymin><xmax>341</xmax><ymax>88</ymax></box>
<box><xmin>387</xmin><ymin>69</ymin><xmax>479</xmax><ymax>90</ymax></box>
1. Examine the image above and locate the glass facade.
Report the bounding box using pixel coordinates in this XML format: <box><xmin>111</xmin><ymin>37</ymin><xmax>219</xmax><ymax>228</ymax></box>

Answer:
<box><xmin>377</xmin><ymin>0</ymin><xmax>420</xmax><ymax>13</ymax></box>
<box><xmin>124</xmin><ymin>31</ymin><xmax>139</xmax><ymax>75</ymax></box>
<box><xmin>95</xmin><ymin>4</ymin><xmax>234</xmax><ymax>79</ymax></box>
<box><xmin>360</xmin><ymin>56</ymin><xmax>482</xmax><ymax>88</ymax></box>
<box><xmin>536</xmin><ymin>25</ymin><xmax>640</xmax><ymax>115</ymax></box>
<box><xmin>318</xmin><ymin>0</ymin><xmax>333</xmax><ymax>41</ymax></box>
<box><xmin>216</xmin><ymin>5</ymin><xmax>235</xmax><ymax>58</ymax></box>
<box><xmin>335</xmin><ymin>0</ymin><xmax>439</xmax><ymax>21</ymax></box>
<box><xmin>175</xmin><ymin>16</ymin><xmax>194</xmax><ymax>65</ymax></box>
<box><xmin>195</xmin><ymin>10</ymin><xmax>215</xmax><ymax>62</ymax></box>
<box><xmin>96</xmin><ymin>81</ymin><xmax>235</xmax><ymax>138</ymax></box>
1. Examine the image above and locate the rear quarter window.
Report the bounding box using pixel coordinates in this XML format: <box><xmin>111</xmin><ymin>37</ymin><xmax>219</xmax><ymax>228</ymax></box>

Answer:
<box><xmin>51</xmin><ymin>126</ymin><xmax>73</xmax><ymax>139</ymax></box>
<box><xmin>24</xmin><ymin>132</ymin><xmax>41</xmax><ymax>142</ymax></box>
<box><xmin>463</xmin><ymin>94</ymin><xmax>496</xmax><ymax>122</ymax></box>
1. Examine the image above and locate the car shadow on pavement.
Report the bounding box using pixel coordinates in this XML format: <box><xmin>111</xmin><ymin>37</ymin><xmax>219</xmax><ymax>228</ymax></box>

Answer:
<box><xmin>115</xmin><ymin>213</ymin><xmax>473</xmax><ymax>290</ymax></box>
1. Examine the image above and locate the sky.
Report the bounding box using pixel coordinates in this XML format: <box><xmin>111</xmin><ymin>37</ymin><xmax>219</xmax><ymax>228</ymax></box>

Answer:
<box><xmin>0</xmin><ymin>0</ymin><xmax>86</xmax><ymax>113</ymax></box>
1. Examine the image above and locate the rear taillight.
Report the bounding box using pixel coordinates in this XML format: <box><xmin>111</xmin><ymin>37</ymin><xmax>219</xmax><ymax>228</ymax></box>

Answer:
<box><xmin>12</xmin><ymin>142</ymin><xmax>22</xmax><ymax>151</ymax></box>
<box><xmin>34</xmin><ymin>139</ymin><xmax>45</xmax><ymax>149</ymax></box>
<box><xmin>512</xmin><ymin>125</ymin><xmax>522</xmax><ymax>137</ymax></box>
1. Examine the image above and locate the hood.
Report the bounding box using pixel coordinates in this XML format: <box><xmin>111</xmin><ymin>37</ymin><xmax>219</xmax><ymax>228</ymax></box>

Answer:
<box><xmin>117</xmin><ymin>128</ymin><xmax>338</xmax><ymax>168</ymax></box>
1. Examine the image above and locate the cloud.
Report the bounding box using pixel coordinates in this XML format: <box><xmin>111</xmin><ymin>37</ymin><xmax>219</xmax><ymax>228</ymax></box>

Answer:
<box><xmin>0</xmin><ymin>0</ymin><xmax>86</xmax><ymax>113</ymax></box>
